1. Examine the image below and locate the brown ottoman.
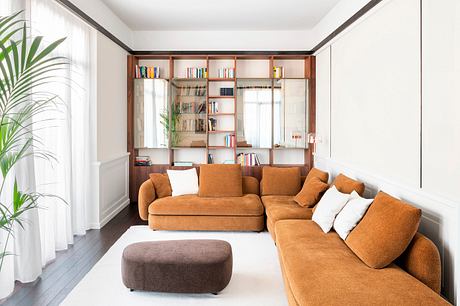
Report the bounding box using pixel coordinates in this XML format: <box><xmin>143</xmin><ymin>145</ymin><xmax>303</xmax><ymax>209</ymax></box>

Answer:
<box><xmin>121</xmin><ymin>239</ymin><xmax>233</xmax><ymax>294</ymax></box>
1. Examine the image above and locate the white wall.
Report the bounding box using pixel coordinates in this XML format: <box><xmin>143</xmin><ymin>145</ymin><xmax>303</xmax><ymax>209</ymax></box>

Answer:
<box><xmin>314</xmin><ymin>0</ymin><xmax>459</xmax><ymax>303</ymax></box>
<box><xmin>89</xmin><ymin>31</ymin><xmax>130</xmax><ymax>228</ymax></box>
<box><xmin>66</xmin><ymin>0</ymin><xmax>133</xmax><ymax>48</ymax></box>
<box><xmin>132</xmin><ymin>30</ymin><xmax>313</xmax><ymax>51</ymax></box>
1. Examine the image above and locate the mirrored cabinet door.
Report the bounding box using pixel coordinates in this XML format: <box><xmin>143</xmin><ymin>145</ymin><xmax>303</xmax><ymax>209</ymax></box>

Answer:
<box><xmin>274</xmin><ymin>79</ymin><xmax>309</xmax><ymax>149</ymax></box>
<box><xmin>236</xmin><ymin>79</ymin><xmax>273</xmax><ymax>148</ymax></box>
<box><xmin>134</xmin><ymin>79</ymin><xmax>169</xmax><ymax>149</ymax></box>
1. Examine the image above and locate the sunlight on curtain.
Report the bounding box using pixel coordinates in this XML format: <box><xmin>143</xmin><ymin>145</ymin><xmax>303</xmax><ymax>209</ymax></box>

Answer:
<box><xmin>243</xmin><ymin>89</ymin><xmax>272</xmax><ymax>148</ymax></box>
<box><xmin>30</xmin><ymin>0</ymin><xmax>92</xmax><ymax>264</ymax></box>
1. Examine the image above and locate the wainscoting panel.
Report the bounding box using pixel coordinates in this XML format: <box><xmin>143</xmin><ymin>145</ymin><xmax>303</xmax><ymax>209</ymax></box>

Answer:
<box><xmin>314</xmin><ymin>156</ymin><xmax>458</xmax><ymax>303</ymax></box>
<box><xmin>90</xmin><ymin>153</ymin><xmax>130</xmax><ymax>229</ymax></box>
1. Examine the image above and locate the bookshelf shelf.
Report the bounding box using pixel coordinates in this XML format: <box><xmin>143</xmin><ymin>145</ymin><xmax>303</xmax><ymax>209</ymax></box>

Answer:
<box><xmin>208</xmin><ymin>146</ymin><xmax>234</xmax><ymax>149</ymax></box>
<box><xmin>208</xmin><ymin>112</ymin><xmax>235</xmax><ymax>116</ymax></box>
<box><xmin>208</xmin><ymin>78</ymin><xmax>236</xmax><ymax>82</ymax></box>
<box><xmin>208</xmin><ymin>96</ymin><xmax>234</xmax><ymax>99</ymax></box>
<box><xmin>208</xmin><ymin>130</ymin><xmax>235</xmax><ymax>134</ymax></box>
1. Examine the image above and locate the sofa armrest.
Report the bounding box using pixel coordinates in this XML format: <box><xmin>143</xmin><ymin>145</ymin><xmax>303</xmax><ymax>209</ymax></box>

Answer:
<box><xmin>397</xmin><ymin>233</ymin><xmax>441</xmax><ymax>294</ymax></box>
<box><xmin>138</xmin><ymin>179</ymin><xmax>156</xmax><ymax>221</ymax></box>
<box><xmin>242</xmin><ymin>176</ymin><xmax>259</xmax><ymax>195</ymax></box>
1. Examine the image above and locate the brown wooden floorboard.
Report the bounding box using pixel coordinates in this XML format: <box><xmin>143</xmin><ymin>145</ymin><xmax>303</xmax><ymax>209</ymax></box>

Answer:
<box><xmin>1</xmin><ymin>203</ymin><xmax>145</xmax><ymax>306</ymax></box>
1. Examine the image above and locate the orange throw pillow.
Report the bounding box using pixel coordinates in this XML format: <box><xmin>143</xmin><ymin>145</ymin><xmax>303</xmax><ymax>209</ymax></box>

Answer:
<box><xmin>261</xmin><ymin>166</ymin><xmax>301</xmax><ymax>196</ymax></box>
<box><xmin>305</xmin><ymin>167</ymin><xmax>329</xmax><ymax>184</ymax></box>
<box><xmin>333</xmin><ymin>173</ymin><xmax>365</xmax><ymax>195</ymax></box>
<box><xmin>294</xmin><ymin>177</ymin><xmax>329</xmax><ymax>207</ymax></box>
<box><xmin>149</xmin><ymin>173</ymin><xmax>172</xmax><ymax>198</ymax></box>
<box><xmin>345</xmin><ymin>192</ymin><xmax>421</xmax><ymax>269</ymax></box>
<box><xmin>198</xmin><ymin>164</ymin><xmax>242</xmax><ymax>197</ymax></box>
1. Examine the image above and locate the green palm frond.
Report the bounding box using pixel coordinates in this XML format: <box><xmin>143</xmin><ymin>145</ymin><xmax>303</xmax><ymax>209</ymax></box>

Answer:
<box><xmin>0</xmin><ymin>11</ymin><xmax>67</xmax><ymax>272</ymax></box>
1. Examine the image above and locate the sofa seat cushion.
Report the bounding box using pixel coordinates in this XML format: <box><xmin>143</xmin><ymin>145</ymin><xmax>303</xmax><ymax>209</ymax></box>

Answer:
<box><xmin>267</xmin><ymin>205</ymin><xmax>313</xmax><ymax>224</ymax></box>
<box><xmin>275</xmin><ymin>220</ymin><xmax>449</xmax><ymax>306</ymax></box>
<box><xmin>149</xmin><ymin>194</ymin><xmax>264</xmax><ymax>217</ymax></box>
<box><xmin>262</xmin><ymin>196</ymin><xmax>313</xmax><ymax>222</ymax></box>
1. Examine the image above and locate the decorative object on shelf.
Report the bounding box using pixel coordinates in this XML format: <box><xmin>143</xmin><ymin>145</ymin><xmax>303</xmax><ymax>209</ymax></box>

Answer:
<box><xmin>273</xmin><ymin>66</ymin><xmax>284</xmax><ymax>78</ymax></box>
<box><xmin>135</xmin><ymin>156</ymin><xmax>152</xmax><ymax>166</ymax></box>
<box><xmin>135</xmin><ymin>65</ymin><xmax>160</xmax><ymax>79</ymax></box>
<box><xmin>225</xmin><ymin>134</ymin><xmax>236</xmax><ymax>148</ymax></box>
<box><xmin>208</xmin><ymin>153</ymin><xmax>214</xmax><ymax>164</ymax></box>
<box><xmin>220</xmin><ymin>88</ymin><xmax>234</xmax><ymax>96</ymax></box>
<box><xmin>217</xmin><ymin>68</ymin><xmax>235</xmax><ymax>78</ymax></box>
<box><xmin>307</xmin><ymin>133</ymin><xmax>322</xmax><ymax>154</ymax></box>
<box><xmin>186</xmin><ymin>67</ymin><xmax>207</xmax><ymax>78</ymax></box>
<box><xmin>237</xmin><ymin>153</ymin><xmax>260</xmax><ymax>166</ymax></box>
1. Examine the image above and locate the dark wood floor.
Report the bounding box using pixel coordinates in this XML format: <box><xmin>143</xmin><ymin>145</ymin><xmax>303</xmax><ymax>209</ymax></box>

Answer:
<box><xmin>1</xmin><ymin>204</ymin><xmax>144</xmax><ymax>306</ymax></box>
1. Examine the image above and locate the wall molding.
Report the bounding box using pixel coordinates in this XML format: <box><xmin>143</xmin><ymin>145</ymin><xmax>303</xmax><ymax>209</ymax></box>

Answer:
<box><xmin>89</xmin><ymin>153</ymin><xmax>130</xmax><ymax>229</ymax></box>
<box><xmin>314</xmin><ymin>155</ymin><xmax>458</xmax><ymax>302</ymax></box>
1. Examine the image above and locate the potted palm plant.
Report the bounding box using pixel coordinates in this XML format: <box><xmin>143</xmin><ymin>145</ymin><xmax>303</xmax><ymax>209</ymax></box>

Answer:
<box><xmin>0</xmin><ymin>11</ymin><xmax>66</xmax><ymax>280</ymax></box>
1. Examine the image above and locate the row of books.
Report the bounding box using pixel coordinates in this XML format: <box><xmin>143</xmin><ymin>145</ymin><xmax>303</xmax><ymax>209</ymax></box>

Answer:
<box><xmin>177</xmin><ymin>102</ymin><xmax>206</xmax><ymax>114</ymax></box>
<box><xmin>237</xmin><ymin>153</ymin><xmax>261</xmax><ymax>166</ymax></box>
<box><xmin>135</xmin><ymin>156</ymin><xmax>152</xmax><ymax>166</ymax></box>
<box><xmin>217</xmin><ymin>68</ymin><xmax>235</xmax><ymax>78</ymax></box>
<box><xmin>176</xmin><ymin>85</ymin><xmax>206</xmax><ymax>96</ymax></box>
<box><xmin>186</xmin><ymin>67</ymin><xmax>207</xmax><ymax>78</ymax></box>
<box><xmin>273</xmin><ymin>66</ymin><xmax>285</xmax><ymax>78</ymax></box>
<box><xmin>224</xmin><ymin>134</ymin><xmax>236</xmax><ymax>148</ymax></box>
<box><xmin>220</xmin><ymin>88</ymin><xmax>234</xmax><ymax>96</ymax></box>
<box><xmin>135</xmin><ymin>66</ymin><xmax>160</xmax><ymax>79</ymax></box>
<box><xmin>178</xmin><ymin>118</ymin><xmax>206</xmax><ymax>132</ymax></box>
<box><xmin>208</xmin><ymin>101</ymin><xmax>219</xmax><ymax>114</ymax></box>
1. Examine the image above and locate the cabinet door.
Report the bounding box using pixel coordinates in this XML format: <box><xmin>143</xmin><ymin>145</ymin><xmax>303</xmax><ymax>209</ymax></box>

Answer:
<box><xmin>134</xmin><ymin>79</ymin><xmax>169</xmax><ymax>149</ymax></box>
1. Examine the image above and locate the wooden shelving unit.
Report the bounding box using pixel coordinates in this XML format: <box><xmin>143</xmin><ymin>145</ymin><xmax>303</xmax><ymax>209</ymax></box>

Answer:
<box><xmin>127</xmin><ymin>53</ymin><xmax>316</xmax><ymax>202</ymax></box>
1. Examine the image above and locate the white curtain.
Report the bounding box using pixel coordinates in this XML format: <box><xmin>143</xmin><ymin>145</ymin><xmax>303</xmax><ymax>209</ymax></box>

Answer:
<box><xmin>242</xmin><ymin>89</ymin><xmax>272</xmax><ymax>148</ymax></box>
<box><xmin>0</xmin><ymin>0</ymin><xmax>92</xmax><ymax>298</ymax></box>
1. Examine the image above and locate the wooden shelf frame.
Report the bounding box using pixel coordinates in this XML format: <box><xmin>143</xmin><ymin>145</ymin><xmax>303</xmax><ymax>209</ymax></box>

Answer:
<box><xmin>127</xmin><ymin>53</ymin><xmax>316</xmax><ymax>202</ymax></box>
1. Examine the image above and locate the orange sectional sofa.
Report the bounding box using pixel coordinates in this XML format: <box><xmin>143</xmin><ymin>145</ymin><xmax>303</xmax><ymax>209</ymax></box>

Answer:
<box><xmin>137</xmin><ymin>165</ymin><xmax>450</xmax><ymax>305</ymax></box>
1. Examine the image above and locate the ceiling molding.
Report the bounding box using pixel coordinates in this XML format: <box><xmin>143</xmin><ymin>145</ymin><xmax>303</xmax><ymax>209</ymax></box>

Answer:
<box><xmin>56</xmin><ymin>0</ymin><xmax>383</xmax><ymax>55</ymax></box>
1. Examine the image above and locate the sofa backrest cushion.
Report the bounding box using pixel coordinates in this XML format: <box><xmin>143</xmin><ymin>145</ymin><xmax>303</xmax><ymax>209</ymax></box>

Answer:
<box><xmin>261</xmin><ymin>166</ymin><xmax>301</xmax><ymax>196</ymax></box>
<box><xmin>333</xmin><ymin>173</ymin><xmax>365</xmax><ymax>196</ymax></box>
<box><xmin>345</xmin><ymin>191</ymin><xmax>421</xmax><ymax>269</ymax></box>
<box><xmin>294</xmin><ymin>177</ymin><xmax>329</xmax><ymax>207</ymax></box>
<box><xmin>199</xmin><ymin>164</ymin><xmax>243</xmax><ymax>197</ymax></box>
<box><xmin>305</xmin><ymin>167</ymin><xmax>329</xmax><ymax>184</ymax></box>
<box><xmin>149</xmin><ymin>173</ymin><xmax>172</xmax><ymax>198</ymax></box>
<box><xmin>242</xmin><ymin>176</ymin><xmax>259</xmax><ymax>195</ymax></box>
<box><xmin>396</xmin><ymin>233</ymin><xmax>441</xmax><ymax>294</ymax></box>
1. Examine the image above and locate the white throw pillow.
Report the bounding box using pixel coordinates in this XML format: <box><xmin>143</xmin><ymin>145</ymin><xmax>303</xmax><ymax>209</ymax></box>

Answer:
<box><xmin>167</xmin><ymin>168</ymin><xmax>199</xmax><ymax>196</ymax></box>
<box><xmin>333</xmin><ymin>191</ymin><xmax>374</xmax><ymax>240</ymax></box>
<box><xmin>312</xmin><ymin>186</ymin><xmax>350</xmax><ymax>233</ymax></box>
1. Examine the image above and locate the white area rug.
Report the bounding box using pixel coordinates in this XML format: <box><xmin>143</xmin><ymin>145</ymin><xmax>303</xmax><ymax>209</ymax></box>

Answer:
<box><xmin>62</xmin><ymin>226</ymin><xmax>288</xmax><ymax>306</ymax></box>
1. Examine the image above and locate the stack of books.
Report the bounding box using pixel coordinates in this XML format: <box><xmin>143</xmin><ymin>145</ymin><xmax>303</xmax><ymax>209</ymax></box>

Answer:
<box><xmin>209</xmin><ymin>101</ymin><xmax>218</xmax><ymax>113</ymax></box>
<box><xmin>220</xmin><ymin>88</ymin><xmax>234</xmax><ymax>96</ymax></box>
<box><xmin>135</xmin><ymin>156</ymin><xmax>152</xmax><ymax>166</ymax></box>
<box><xmin>273</xmin><ymin>66</ymin><xmax>284</xmax><ymax>78</ymax></box>
<box><xmin>237</xmin><ymin>153</ymin><xmax>260</xmax><ymax>166</ymax></box>
<box><xmin>217</xmin><ymin>68</ymin><xmax>235</xmax><ymax>78</ymax></box>
<box><xmin>224</xmin><ymin>134</ymin><xmax>235</xmax><ymax>148</ymax></box>
<box><xmin>186</xmin><ymin>67</ymin><xmax>207</xmax><ymax>78</ymax></box>
<box><xmin>135</xmin><ymin>65</ymin><xmax>160</xmax><ymax>79</ymax></box>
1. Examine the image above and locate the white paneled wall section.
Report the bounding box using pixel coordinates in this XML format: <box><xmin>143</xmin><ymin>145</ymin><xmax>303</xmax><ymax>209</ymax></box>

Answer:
<box><xmin>314</xmin><ymin>0</ymin><xmax>459</xmax><ymax>303</ymax></box>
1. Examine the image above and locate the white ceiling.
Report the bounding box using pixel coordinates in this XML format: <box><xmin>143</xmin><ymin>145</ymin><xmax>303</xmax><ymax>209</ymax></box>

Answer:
<box><xmin>100</xmin><ymin>0</ymin><xmax>341</xmax><ymax>31</ymax></box>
